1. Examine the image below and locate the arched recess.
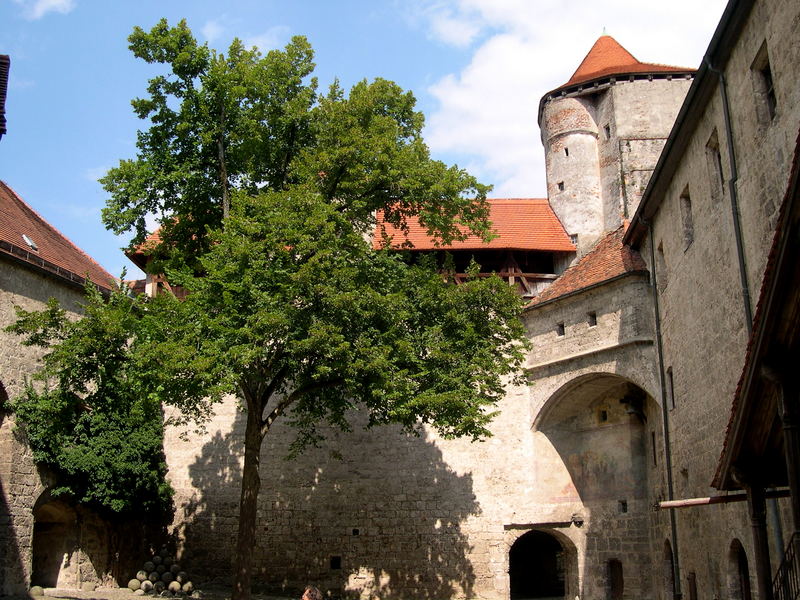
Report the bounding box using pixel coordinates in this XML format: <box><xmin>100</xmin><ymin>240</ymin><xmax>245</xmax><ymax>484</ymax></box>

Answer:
<box><xmin>727</xmin><ymin>539</ymin><xmax>752</xmax><ymax>600</ymax></box>
<box><xmin>509</xmin><ymin>529</ymin><xmax>577</xmax><ymax>600</ymax></box>
<box><xmin>31</xmin><ymin>497</ymin><xmax>79</xmax><ymax>588</ymax></box>
<box><xmin>533</xmin><ymin>373</ymin><xmax>656</xmax><ymax>504</ymax></box>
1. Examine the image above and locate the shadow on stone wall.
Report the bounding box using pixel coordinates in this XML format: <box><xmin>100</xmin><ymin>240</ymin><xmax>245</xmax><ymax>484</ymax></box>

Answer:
<box><xmin>1</xmin><ymin>407</ymin><xmax>28</xmax><ymax>595</ymax></box>
<box><xmin>177</xmin><ymin>405</ymin><xmax>480</xmax><ymax>599</ymax></box>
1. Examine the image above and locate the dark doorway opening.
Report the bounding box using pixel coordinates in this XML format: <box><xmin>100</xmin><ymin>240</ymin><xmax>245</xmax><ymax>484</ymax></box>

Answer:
<box><xmin>31</xmin><ymin>501</ymin><xmax>77</xmax><ymax>587</ymax></box>
<box><xmin>509</xmin><ymin>530</ymin><xmax>565</xmax><ymax>599</ymax></box>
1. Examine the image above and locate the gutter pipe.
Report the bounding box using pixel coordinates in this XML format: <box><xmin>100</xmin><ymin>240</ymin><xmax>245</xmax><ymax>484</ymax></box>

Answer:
<box><xmin>647</xmin><ymin>220</ymin><xmax>682</xmax><ymax>599</ymax></box>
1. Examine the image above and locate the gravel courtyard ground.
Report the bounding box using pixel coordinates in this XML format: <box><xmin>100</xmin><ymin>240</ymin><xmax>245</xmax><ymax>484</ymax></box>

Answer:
<box><xmin>34</xmin><ymin>587</ymin><xmax>294</xmax><ymax>600</ymax></box>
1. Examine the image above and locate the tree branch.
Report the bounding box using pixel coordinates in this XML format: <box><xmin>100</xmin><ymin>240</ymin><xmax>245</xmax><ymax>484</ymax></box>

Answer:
<box><xmin>260</xmin><ymin>376</ymin><xmax>345</xmax><ymax>436</ymax></box>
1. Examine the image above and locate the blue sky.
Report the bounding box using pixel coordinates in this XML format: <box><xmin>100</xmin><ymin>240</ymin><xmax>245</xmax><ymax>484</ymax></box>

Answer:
<box><xmin>1</xmin><ymin>0</ymin><xmax>727</xmax><ymax>278</ymax></box>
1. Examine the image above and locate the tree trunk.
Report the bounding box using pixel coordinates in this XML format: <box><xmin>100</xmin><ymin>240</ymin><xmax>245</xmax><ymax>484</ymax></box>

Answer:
<box><xmin>231</xmin><ymin>400</ymin><xmax>264</xmax><ymax>600</ymax></box>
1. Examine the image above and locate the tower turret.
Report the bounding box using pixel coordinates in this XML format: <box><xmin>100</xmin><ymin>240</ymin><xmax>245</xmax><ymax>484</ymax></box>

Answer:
<box><xmin>539</xmin><ymin>36</ymin><xmax>695</xmax><ymax>255</ymax></box>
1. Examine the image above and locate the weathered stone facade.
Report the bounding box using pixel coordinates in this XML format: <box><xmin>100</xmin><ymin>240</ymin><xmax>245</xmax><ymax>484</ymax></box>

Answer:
<box><xmin>2</xmin><ymin>0</ymin><xmax>799</xmax><ymax>598</ymax></box>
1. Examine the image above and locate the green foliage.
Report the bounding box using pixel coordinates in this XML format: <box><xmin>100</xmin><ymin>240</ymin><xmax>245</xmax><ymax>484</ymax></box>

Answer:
<box><xmin>165</xmin><ymin>189</ymin><xmax>528</xmax><ymax>455</ymax></box>
<box><xmin>5</xmin><ymin>284</ymin><xmax>187</xmax><ymax>519</ymax></box>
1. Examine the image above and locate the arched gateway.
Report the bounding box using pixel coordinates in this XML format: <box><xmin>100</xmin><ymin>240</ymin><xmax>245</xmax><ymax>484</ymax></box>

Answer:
<box><xmin>509</xmin><ymin>530</ymin><xmax>571</xmax><ymax>600</ymax></box>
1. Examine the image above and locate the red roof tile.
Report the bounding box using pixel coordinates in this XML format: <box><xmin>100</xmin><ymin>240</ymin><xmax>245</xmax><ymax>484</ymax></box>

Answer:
<box><xmin>373</xmin><ymin>199</ymin><xmax>575</xmax><ymax>252</ymax></box>
<box><xmin>0</xmin><ymin>180</ymin><xmax>114</xmax><ymax>290</ymax></box>
<box><xmin>527</xmin><ymin>225</ymin><xmax>646</xmax><ymax>306</ymax></box>
<box><xmin>561</xmin><ymin>35</ymin><xmax>692</xmax><ymax>89</ymax></box>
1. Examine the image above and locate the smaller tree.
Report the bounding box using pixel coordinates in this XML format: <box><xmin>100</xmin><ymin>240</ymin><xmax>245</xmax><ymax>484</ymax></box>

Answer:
<box><xmin>6</xmin><ymin>283</ymin><xmax>217</xmax><ymax>519</ymax></box>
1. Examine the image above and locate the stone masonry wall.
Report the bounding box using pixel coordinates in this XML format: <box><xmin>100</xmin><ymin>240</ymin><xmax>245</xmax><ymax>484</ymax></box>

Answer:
<box><xmin>638</xmin><ymin>0</ymin><xmax>800</xmax><ymax>597</ymax></box>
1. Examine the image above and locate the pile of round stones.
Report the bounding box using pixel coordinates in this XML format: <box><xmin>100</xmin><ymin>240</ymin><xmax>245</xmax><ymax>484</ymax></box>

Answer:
<box><xmin>126</xmin><ymin>547</ymin><xmax>197</xmax><ymax>597</ymax></box>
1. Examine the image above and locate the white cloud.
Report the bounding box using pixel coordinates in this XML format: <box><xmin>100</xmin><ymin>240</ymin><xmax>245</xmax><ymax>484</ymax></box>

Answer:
<box><xmin>14</xmin><ymin>0</ymin><xmax>76</xmax><ymax>20</ymax></box>
<box><xmin>244</xmin><ymin>25</ymin><xmax>292</xmax><ymax>52</ymax></box>
<box><xmin>419</xmin><ymin>0</ymin><xmax>729</xmax><ymax>197</ymax></box>
<box><xmin>201</xmin><ymin>19</ymin><xmax>225</xmax><ymax>44</ymax></box>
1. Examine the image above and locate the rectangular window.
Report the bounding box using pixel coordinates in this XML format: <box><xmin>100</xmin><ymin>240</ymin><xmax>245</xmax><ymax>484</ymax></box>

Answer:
<box><xmin>557</xmin><ymin>181</ymin><xmax>565</xmax><ymax>191</ymax></box>
<box><xmin>679</xmin><ymin>187</ymin><xmax>694</xmax><ymax>251</ymax></box>
<box><xmin>556</xmin><ymin>322</ymin><xmax>565</xmax><ymax>337</ymax></box>
<box><xmin>651</xmin><ymin>431</ymin><xmax>657</xmax><ymax>466</ymax></box>
<box><xmin>588</xmin><ymin>311</ymin><xmax>597</xmax><ymax>327</ymax></box>
<box><xmin>656</xmin><ymin>241</ymin><xmax>667</xmax><ymax>292</ymax></box>
<box><xmin>667</xmin><ymin>367</ymin><xmax>675</xmax><ymax>410</ymax></box>
<box><xmin>706</xmin><ymin>130</ymin><xmax>725</xmax><ymax>202</ymax></box>
<box><xmin>752</xmin><ymin>43</ymin><xmax>777</xmax><ymax>123</ymax></box>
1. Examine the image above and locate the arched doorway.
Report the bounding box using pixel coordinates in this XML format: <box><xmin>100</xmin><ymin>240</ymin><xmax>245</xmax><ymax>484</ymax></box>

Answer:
<box><xmin>728</xmin><ymin>539</ymin><xmax>752</xmax><ymax>600</ymax></box>
<box><xmin>509</xmin><ymin>530</ymin><xmax>565</xmax><ymax>599</ymax></box>
<box><xmin>31</xmin><ymin>500</ymin><xmax>78</xmax><ymax>588</ymax></box>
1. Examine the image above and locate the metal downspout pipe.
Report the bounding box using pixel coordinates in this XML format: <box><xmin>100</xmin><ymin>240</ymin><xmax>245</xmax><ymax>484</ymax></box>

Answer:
<box><xmin>646</xmin><ymin>220</ymin><xmax>683</xmax><ymax>599</ymax></box>
<box><xmin>705</xmin><ymin>55</ymin><xmax>785</xmax><ymax>568</ymax></box>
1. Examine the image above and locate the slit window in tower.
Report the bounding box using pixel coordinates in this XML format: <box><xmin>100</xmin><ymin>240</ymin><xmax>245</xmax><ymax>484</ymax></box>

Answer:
<box><xmin>556</xmin><ymin>322</ymin><xmax>565</xmax><ymax>337</ymax></box>
<box><xmin>557</xmin><ymin>181</ymin><xmax>565</xmax><ymax>191</ymax></box>
<box><xmin>564</xmin><ymin>147</ymin><xmax>569</xmax><ymax>157</ymax></box>
<box><xmin>679</xmin><ymin>187</ymin><xmax>694</xmax><ymax>251</ymax></box>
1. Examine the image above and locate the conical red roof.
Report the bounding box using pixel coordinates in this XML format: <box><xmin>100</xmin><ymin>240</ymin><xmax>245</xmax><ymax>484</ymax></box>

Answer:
<box><xmin>562</xmin><ymin>35</ymin><xmax>692</xmax><ymax>88</ymax></box>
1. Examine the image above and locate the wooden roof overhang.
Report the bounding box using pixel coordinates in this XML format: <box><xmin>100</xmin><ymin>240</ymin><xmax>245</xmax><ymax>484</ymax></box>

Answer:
<box><xmin>713</xmin><ymin>128</ymin><xmax>800</xmax><ymax>491</ymax></box>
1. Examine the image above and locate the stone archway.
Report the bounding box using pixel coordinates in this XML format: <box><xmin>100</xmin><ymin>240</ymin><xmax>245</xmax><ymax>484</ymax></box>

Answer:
<box><xmin>509</xmin><ymin>530</ymin><xmax>573</xmax><ymax>600</ymax></box>
<box><xmin>31</xmin><ymin>499</ymin><xmax>79</xmax><ymax>588</ymax></box>
<box><xmin>532</xmin><ymin>373</ymin><xmax>658</xmax><ymax>599</ymax></box>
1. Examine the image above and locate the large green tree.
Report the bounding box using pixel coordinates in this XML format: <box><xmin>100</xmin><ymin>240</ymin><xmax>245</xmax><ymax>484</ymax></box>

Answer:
<box><xmin>43</xmin><ymin>19</ymin><xmax>526</xmax><ymax>600</ymax></box>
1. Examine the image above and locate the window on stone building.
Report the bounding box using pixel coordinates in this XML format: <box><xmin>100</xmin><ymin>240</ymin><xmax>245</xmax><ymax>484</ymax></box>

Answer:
<box><xmin>656</xmin><ymin>241</ymin><xmax>667</xmax><ymax>292</ymax></box>
<box><xmin>588</xmin><ymin>311</ymin><xmax>597</xmax><ymax>327</ymax></box>
<box><xmin>556</xmin><ymin>322</ymin><xmax>565</xmax><ymax>337</ymax></box>
<box><xmin>651</xmin><ymin>431</ymin><xmax>657</xmax><ymax>466</ymax></box>
<box><xmin>604</xmin><ymin>124</ymin><xmax>611</xmax><ymax>139</ymax></box>
<box><xmin>570</xmin><ymin>233</ymin><xmax>578</xmax><ymax>245</ymax></box>
<box><xmin>618</xmin><ymin>500</ymin><xmax>627</xmax><ymax>513</ymax></box>
<box><xmin>330</xmin><ymin>556</ymin><xmax>342</xmax><ymax>570</ymax></box>
<box><xmin>687</xmin><ymin>572</ymin><xmax>698</xmax><ymax>600</ymax></box>
<box><xmin>667</xmin><ymin>367</ymin><xmax>675</xmax><ymax>410</ymax></box>
<box><xmin>752</xmin><ymin>43</ymin><xmax>777</xmax><ymax>124</ymax></box>
<box><xmin>607</xmin><ymin>559</ymin><xmax>624</xmax><ymax>600</ymax></box>
<box><xmin>557</xmin><ymin>181</ymin><xmax>565</xmax><ymax>192</ymax></box>
<box><xmin>564</xmin><ymin>147</ymin><xmax>569</xmax><ymax>157</ymax></box>
<box><xmin>706</xmin><ymin>130</ymin><xmax>725</xmax><ymax>202</ymax></box>
<box><xmin>679</xmin><ymin>187</ymin><xmax>694</xmax><ymax>251</ymax></box>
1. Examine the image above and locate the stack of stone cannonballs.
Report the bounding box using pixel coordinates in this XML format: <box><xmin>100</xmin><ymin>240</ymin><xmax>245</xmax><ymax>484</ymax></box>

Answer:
<box><xmin>126</xmin><ymin>547</ymin><xmax>196</xmax><ymax>597</ymax></box>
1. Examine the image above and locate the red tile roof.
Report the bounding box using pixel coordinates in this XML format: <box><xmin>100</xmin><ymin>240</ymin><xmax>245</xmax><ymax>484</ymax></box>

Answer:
<box><xmin>527</xmin><ymin>225</ymin><xmax>646</xmax><ymax>307</ymax></box>
<box><xmin>373</xmin><ymin>199</ymin><xmax>576</xmax><ymax>252</ymax></box>
<box><xmin>0</xmin><ymin>180</ymin><xmax>114</xmax><ymax>290</ymax></box>
<box><xmin>560</xmin><ymin>35</ymin><xmax>693</xmax><ymax>90</ymax></box>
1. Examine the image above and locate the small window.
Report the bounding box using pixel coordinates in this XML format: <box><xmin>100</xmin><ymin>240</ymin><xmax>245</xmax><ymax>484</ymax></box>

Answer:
<box><xmin>667</xmin><ymin>367</ymin><xmax>675</xmax><ymax>410</ymax></box>
<box><xmin>656</xmin><ymin>241</ymin><xmax>667</xmax><ymax>291</ymax></box>
<box><xmin>618</xmin><ymin>500</ymin><xmax>628</xmax><ymax>513</ymax></box>
<box><xmin>588</xmin><ymin>311</ymin><xmax>597</xmax><ymax>327</ymax></box>
<box><xmin>352</xmin><ymin>528</ymin><xmax>359</xmax><ymax>536</ymax></box>
<box><xmin>679</xmin><ymin>187</ymin><xmax>694</xmax><ymax>250</ymax></box>
<box><xmin>688</xmin><ymin>572</ymin><xmax>698</xmax><ymax>600</ymax></box>
<box><xmin>604</xmin><ymin>124</ymin><xmax>611</xmax><ymax>139</ymax></box>
<box><xmin>557</xmin><ymin>181</ymin><xmax>565</xmax><ymax>192</ymax></box>
<box><xmin>651</xmin><ymin>431</ymin><xmax>657</xmax><ymax>466</ymax></box>
<box><xmin>752</xmin><ymin>43</ymin><xmax>777</xmax><ymax>123</ymax></box>
<box><xmin>598</xmin><ymin>408</ymin><xmax>608</xmax><ymax>423</ymax></box>
<box><xmin>556</xmin><ymin>322</ymin><xmax>565</xmax><ymax>337</ymax></box>
<box><xmin>569</xmin><ymin>233</ymin><xmax>578</xmax><ymax>245</ymax></box>
<box><xmin>564</xmin><ymin>147</ymin><xmax>569</xmax><ymax>157</ymax></box>
<box><xmin>330</xmin><ymin>556</ymin><xmax>342</xmax><ymax>570</ymax></box>
<box><xmin>706</xmin><ymin>130</ymin><xmax>725</xmax><ymax>201</ymax></box>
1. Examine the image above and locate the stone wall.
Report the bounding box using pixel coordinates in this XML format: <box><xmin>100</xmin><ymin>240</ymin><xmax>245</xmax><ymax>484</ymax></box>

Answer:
<box><xmin>636</xmin><ymin>0</ymin><xmax>800</xmax><ymax>597</ymax></box>
<box><xmin>0</xmin><ymin>261</ymin><xmax>131</xmax><ymax>595</ymax></box>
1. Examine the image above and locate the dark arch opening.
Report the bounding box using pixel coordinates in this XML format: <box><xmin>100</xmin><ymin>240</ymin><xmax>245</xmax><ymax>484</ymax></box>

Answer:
<box><xmin>31</xmin><ymin>500</ymin><xmax>77</xmax><ymax>587</ymax></box>
<box><xmin>607</xmin><ymin>558</ymin><xmax>623</xmax><ymax>600</ymax></box>
<box><xmin>509</xmin><ymin>530</ymin><xmax>565</xmax><ymax>599</ymax></box>
<box><xmin>728</xmin><ymin>539</ymin><xmax>752</xmax><ymax>600</ymax></box>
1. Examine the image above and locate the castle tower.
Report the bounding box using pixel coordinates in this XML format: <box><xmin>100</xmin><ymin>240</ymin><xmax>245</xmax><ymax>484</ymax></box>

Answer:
<box><xmin>539</xmin><ymin>36</ymin><xmax>694</xmax><ymax>255</ymax></box>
